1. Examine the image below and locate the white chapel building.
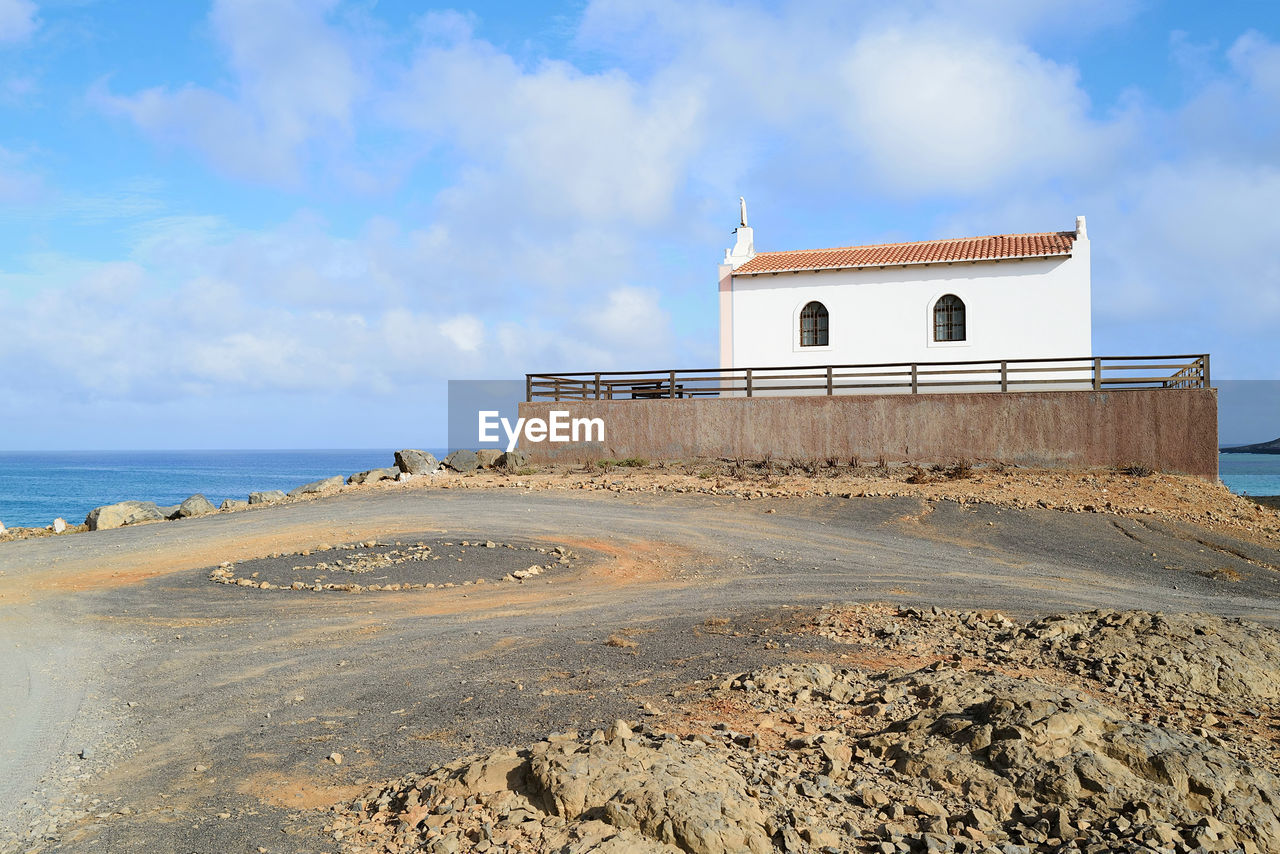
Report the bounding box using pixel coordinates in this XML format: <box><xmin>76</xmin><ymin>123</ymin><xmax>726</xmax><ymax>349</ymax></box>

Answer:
<box><xmin>718</xmin><ymin>201</ymin><xmax>1092</xmax><ymax>372</ymax></box>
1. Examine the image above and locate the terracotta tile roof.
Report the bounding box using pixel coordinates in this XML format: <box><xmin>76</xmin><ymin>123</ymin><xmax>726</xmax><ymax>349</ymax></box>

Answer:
<box><xmin>733</xmin><ymin>231</ymin><xmax>1076</xmax><ymax>275</ymax></box>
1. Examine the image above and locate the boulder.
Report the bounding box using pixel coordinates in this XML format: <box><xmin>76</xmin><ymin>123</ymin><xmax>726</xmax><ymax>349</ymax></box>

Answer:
<box><xmin>394</xmin><ymin>449</ymin><xmax>439</xmax><ymax>476</ymax></box>
<box><xmin>174</xmin><ymin>494</ymin><xmax>217</xmax><ymax>518</ymax></box>
<box><xmin>52</xmin><ymin>518</ymin><xmax>67</xmax><ymax>533</ymax></box>
<box><xmin>85</xmin><ymin>500</ymin><xmax>165</xmax><ymax>531</ymax></box>
<box><xmin>476</xmin><ymin>449</ymin><xmax>502</xmax><ymax>468</ymax></box>
<box><xmin>496</xmin><ymin>449</ymin><xmax>531</xmax><ymax>470</ymax></box>
<box><xmin>248</xmin><ymin>490</ymin><xmax>287</xmax><ymax>505</ymax></box>
<box><xmin>157</xmin><ymin>505</ymin><xmax>180</xmax><ymax>518</ymax></box>
<box><xmin>443</xmin><ymin>449</ymin><xmax>479</xmax><ymax>473</ymax></box>
<box><xmin>529</xmin><ymin>735</ymin><xmax>772</xmax><ymax>854</ymax></box>
<box><xmin>347</xmin><ymin>467</ymin><xmax>400</xmax><ymax>485</ymax></box>
<box><xmin>220</xmin><ymin>498</ymin><xmax>248</xmax><ymax>511</ymax></box>
<box><xmin>287</xmin><ymin>476</ymin><xmax>345</xmax><ymax>498</ymax></box>
<box><xmin>0</xmin><ymin>520</ymin><xmax>6</xmax><ymax>535</ymax></box>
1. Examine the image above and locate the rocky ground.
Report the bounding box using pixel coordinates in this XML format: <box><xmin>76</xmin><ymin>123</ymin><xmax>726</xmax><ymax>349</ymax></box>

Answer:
<box><xmin>3</xmin><ymin>484</ymin><xmax>1280</xmax><ymax>854</ymax></box>
<box><xmin>332</xmin><ymin>606</ymin><xmax>1280</xmax><ymax>854</ymax></box>
<box><xmin>4</xmin><ymin>458</ymin><xmax>1278</xmax><ymax>552</ymax></box>
<box><xmin>1248</xmin><ymin>495</ymin><xmax>1280</xmax><ymax>512</ymax></box>
<box><xmin>434</xmin><ymin>460</ymin><xmax>1280</xmax><ymax>550</ymax></box>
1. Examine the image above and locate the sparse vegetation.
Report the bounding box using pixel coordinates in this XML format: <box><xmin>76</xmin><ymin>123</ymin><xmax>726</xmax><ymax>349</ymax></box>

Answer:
<box><xmin>597</xmin><ymin>457</ymin><xmax>648</xmax><ymax>470</ymax></box>
<box><xmin>1121</xmin><ymin>463</ymin><xmax>1155</xmax><ymax>477</ymax></box>
<box><xmin>905</xmin><ymin>465</ymin><xmax>934</xmax><ymax>484</ymax></box>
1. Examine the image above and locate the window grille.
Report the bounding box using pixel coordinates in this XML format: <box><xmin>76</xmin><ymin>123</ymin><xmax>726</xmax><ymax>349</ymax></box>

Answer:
<box><xmin>933</xmin><ymin>294</ymin><xmax>966</xmax><ymax>342</ymax></box>
<box><xmin>800</xmin><ymin>301</ymin><xmax>828</xmax><ymax>347</ymax></box>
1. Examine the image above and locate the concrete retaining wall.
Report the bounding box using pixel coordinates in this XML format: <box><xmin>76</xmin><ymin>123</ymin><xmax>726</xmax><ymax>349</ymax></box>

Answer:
<box><xmin>517</xmin><ymin>388</ymin><xmax>1218</xmax><ymax>478</ymax></box>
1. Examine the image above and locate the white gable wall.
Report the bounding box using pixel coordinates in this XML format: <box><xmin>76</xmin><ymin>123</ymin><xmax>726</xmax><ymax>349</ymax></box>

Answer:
<box><xmin>723</xmin><ymin>238</ymin><xmax>1091</xmax><ymax>370</ymax></box>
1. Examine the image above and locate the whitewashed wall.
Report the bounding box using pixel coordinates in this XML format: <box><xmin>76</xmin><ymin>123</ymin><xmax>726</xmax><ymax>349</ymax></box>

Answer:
<box><xmin>722</xmin><ymin>240</ymin><xmax>1091</xmax><ymax>375</ymax></box>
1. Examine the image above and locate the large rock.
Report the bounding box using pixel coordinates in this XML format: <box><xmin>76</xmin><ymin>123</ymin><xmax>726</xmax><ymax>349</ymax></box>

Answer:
<box><xmin>173</xmin><ymin>494</ymin><xmax>217</xmax><ymax>519</ymax></box>
<box><xmin>876</xmin><ymin>667</ymin><xmax>1280</xmax><ymax>853</ymax></box>
<box><xmin>0</xmin><ymin>520</ymin><xmax>6</xmax><ymax>535</ymax></box>
<box><xmin>475</xmin><ymin>449</ymin><xmax>502</xmax><ymax>468</ymax></box>
<box><xmin>85</xmin><ymin>500</ymin><xmax>165</xmax><ymax>531</ymax></box>
<box><xmin>394</xmin><ymin>449</ymin><xmax>438</xmax><ymax>476</ymax></box>
<box><xmin>496</xmin><ymin>449</ymin><xmax>531</xmax><ymax>470</ymax></box>
<box><xmin>287</xmin><ymin>476</ymin><xmax>345</xmax><ymax>498</ymax></box>
<box><xmin>442</xmin><ymin>449</ymin><xmax>479</xmax><ymax>473</ymax></box>
<box><xmin>220</xmin><ymin>498</ymin><xmax>248</xmax><ymax>511</ymax></box>
<box><xmin>528</xmin><ymin>736</ymin><xmax>771</xmax><ymax>854</ymax></box>
<box><xmin>347</xmin><ymin>467</ymin><xmax>400</xmax><ymax>485</ymax></box>
<box><xmin>248</xmin><ymin>490</ymin><xmax>287</xmax><ymax>505</ymax></box>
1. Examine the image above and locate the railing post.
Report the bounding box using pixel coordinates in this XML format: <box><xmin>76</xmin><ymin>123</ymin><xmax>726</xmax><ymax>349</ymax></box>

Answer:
<box><xmin>1202</xmin><ymin>354</ymin><xmax>1211</xmax><ymax>388</ymax></box>
<box><xmin>1000</xmin><ymin>361</ymin><xmax>1008</xmax><ymax>392</ymax></box>
<box><xmin>1092</xmin><ymin>357</ymin><xmax>1102</xmax><ymax>390</ymax></box>
<box><xmin>553</xmin><ymin>378</ymin><xmax>562</xmax><ymax>402</ymax></box>
<box><xmin>910</xmin><ymin>364</ymin><xmax>918</xmax><ymax>394</ymax></box>
<box><xmin>594</xmin><ymin>373</ymin><xmax>601</xmax><ymax>400</ymax></box>
<box><xmin>526</xmin><ymin>375</ymin><xmax>533</xmax><ymax>401</ymax></box>
<box><xmin>826</xmin><ymin>366</ymin><xmax>833</xmax><ymax>395</ymax></box>
<box><xmin>746</xmin><ymin>369</ymin><xmax>753</xmax><ymax>398</ymax></box>
<box><xmin>669</xmin><ymin>370</ymin><xmax>677</xmax><ymax>399</ymax></box>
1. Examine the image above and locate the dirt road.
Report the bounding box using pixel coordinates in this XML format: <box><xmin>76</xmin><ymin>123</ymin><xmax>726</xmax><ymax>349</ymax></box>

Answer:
<box><xmin>2</xmin><ymin>487</ymin><xmax>1278</xmax><ymax>852</ymax></box>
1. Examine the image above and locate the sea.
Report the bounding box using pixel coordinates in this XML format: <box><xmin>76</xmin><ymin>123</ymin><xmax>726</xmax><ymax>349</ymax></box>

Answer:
<box><xmin>0</xmin><ymin>449</ymin><xmax>1276</xmax><ymax>531</ymax></box>
<box><xmin>0</xmin><ymin>450</ymin><xmax>444</xmax><ymax>530</ymax></box>
<box><xmin>1220</xmin><ymin>453</ymin><xmax>1280</xmax><ymax>499</ymax></box>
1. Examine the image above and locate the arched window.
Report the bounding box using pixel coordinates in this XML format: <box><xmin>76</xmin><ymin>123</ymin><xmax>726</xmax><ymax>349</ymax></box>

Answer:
<box><xmin>800</xmin><ymin>301</ymin><xmax>829</xmax><ymax>347</ymax></box>
<box><xmin>933</xmin><ymin>294</ymin><xmax>966</xmax><ymax>342</ymax></box>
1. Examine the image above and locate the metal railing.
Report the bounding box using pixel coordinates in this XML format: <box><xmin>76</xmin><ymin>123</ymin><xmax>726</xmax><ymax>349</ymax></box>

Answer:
<box><xmin>525</xmin><ymin>354</ymin><xmax>1210</xmax><ymax>401</ymax></box>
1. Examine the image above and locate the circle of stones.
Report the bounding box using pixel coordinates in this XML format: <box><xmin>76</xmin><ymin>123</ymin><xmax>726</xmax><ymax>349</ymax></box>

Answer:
<box><xmin>208</xmin><ymin>539</ymin><xmax>575</xmax><ymax>593</ymax></box>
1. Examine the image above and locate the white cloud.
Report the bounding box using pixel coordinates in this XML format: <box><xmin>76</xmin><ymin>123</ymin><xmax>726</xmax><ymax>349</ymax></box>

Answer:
<box><xmin>437</xmin><ymin>314</ymin><xmax>484</xmax><ymax>353</ymax></box>
<box><xmin>21</xmin><ymin>0</ymin><xmax>1277</xmax><ymax>422</ymax></box>
<box><xmin>579</xmin><ymin>285</ymin><xmax>671</xmax><ymax>352</ymax></box>
<box><xmin>1171</xmin><ymin>31</ymin><xmax>1280</xmax><ymax>165</ymax></box>
<box><xmin>1096</xmin><ymin>161</ymin><xmax>1280</xmax><ymax>330</ymax></box>
<box><xmin>0</xmin><ymin>0</ymin><xmax>36</xmax><ymax>44</ymax></box>
<box><xmin>392</xmin><ymin>18</ymin><xmax>704</xmax><ymax>228</ymax></box>
<box><xmin>0</xmin><ymin>213</ymin><xmax>694</xmax><ymax>405</ymax></box>
<box><xmin>837</xmin><ymin>29</ymin><xmax>1126</xmax><ymax>195</ymax></box>
<box><xmin>94</xmin><ymin>0</ymin><xmax>363</xmax><ymax>183</ymax></box>
<box><xmin>1228</xmin><ymin>30</ymin><xmax>1280</xmax><ymax>101</ymax></box>
<box><xmin>577</xmin><ymin>0</ymin><xmax>1132</xmax><ymax>201</ymax></box>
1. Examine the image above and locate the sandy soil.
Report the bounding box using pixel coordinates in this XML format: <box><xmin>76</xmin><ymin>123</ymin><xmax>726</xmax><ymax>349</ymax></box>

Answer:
<box><xmin>379</xmin><ymin>459</ymin><xmax>1280</xmax><ymax>550</ymax></box>
<box><xmin>2</xmin><ymin>476</ymin><xmax>1280</xmax><ymax>852</ymax></box>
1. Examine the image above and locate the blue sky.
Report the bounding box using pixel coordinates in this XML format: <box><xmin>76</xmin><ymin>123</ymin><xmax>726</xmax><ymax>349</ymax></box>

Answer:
<box><xmin>1</xmin><ymin>0</ymin><xmax>1278</xmax><ymax>449</ymax></box>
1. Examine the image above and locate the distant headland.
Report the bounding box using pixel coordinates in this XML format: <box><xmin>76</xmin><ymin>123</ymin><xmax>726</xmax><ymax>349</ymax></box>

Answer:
<box><xmin>1221</xmin><ymin>436</ymin><xmax>1280</xmax><ymax>454</ymax></box>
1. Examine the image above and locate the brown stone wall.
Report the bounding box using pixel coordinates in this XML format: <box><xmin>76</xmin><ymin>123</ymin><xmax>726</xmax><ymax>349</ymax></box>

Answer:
<box><xmin>517</xmin><ymin>388</ymin><xmax>1218</xmax><ymax>478</ymax></box>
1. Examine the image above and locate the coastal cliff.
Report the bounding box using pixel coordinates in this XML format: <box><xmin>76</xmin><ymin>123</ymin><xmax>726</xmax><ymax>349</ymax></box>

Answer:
<box><xmin>1222</xmin><ymin>436</ymin><xmax>1280</xmax><ymax>454</ymax></box>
